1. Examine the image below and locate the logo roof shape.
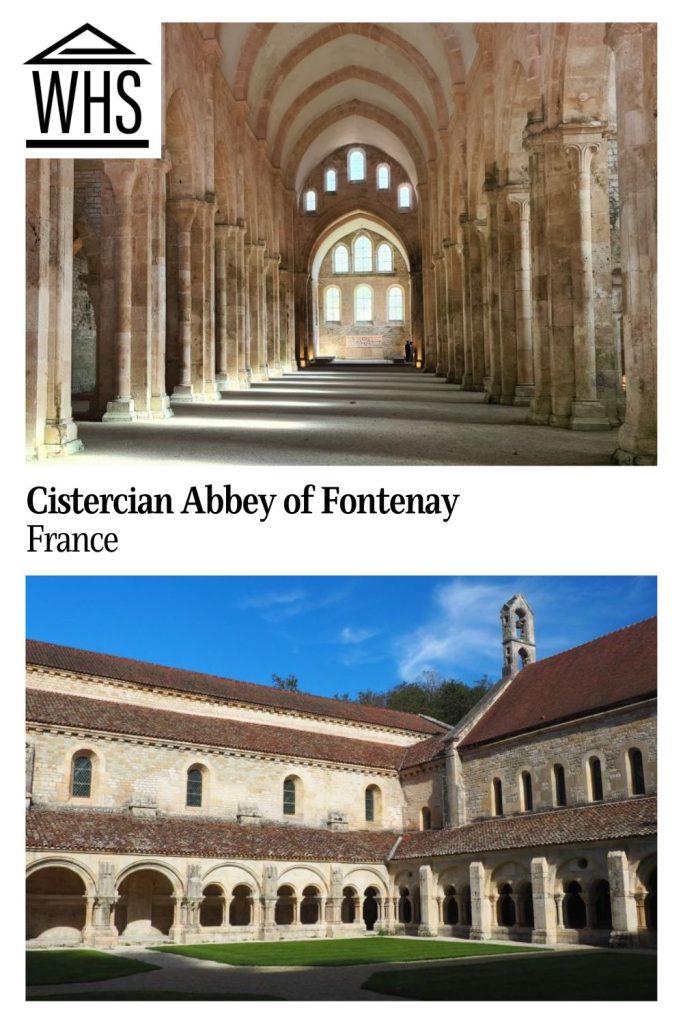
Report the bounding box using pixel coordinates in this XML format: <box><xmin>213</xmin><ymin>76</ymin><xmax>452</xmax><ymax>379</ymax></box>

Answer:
<box><xmin>25</xmin><ymin>23</ymin><xmax>150</xmax><ymax>65</ymax></box>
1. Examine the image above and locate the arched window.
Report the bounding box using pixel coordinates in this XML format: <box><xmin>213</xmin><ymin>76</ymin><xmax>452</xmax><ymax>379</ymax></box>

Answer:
<box><xmin>186</xmin><ymin>766</ymin><xmax>203</xmax><ymax>807</ymax></box>
<box><xmin>275</xmin><ymin>885</ymin><xmax>296</xmax><ymax>925</ymax></box>
<box><xmin>325</xmin><ymin>168</ymin><xmax>337</xmax><ymax>192</ymax></box>
<box><xmin>377</xmin><ymin>243</ymin><xmax>392</xmax><ymax>272</ymax></box>
<box><xmin>365</xmin><ymin>786</ymin><xmax>375</xmax><ymax>822</ymax></box>
<box><xmin>355</xmin><ymin>285</ymin><xmax>373</xmax><ymax>322</ymax></box>
<box><xmin>443</xmin><ymin>886</ymin><xmax>458</xmax><ymax>925</ymax></box>
<box><xmin>333</xmin><ymin>244</ymin><xmax>349</xmax><ymax>273</ymax></box>
<box><xmin>497</xmin><ymin>883</ymin><xmax>516</xmax><ymax>927</ymax></box>
<box><xmin>300</xmin><ymin>886</ymin><xmax>321</xmax><ymax>924</ymax></box>
<box><xmin>283</xmin><ymin>776</ymin><xmax>297</xmax><ymax>815</ymax></box>
<box><xmin>387</xmin><ymin>286</ymin><xmax>404</xmax><ymax>321</ymax></box>
<box><xmin>421</xmin><ymin>806</ymin><xmax>432</xmax><ymax>831</ymax></box>
<box><xmin>304</xmin><ymin>189</ymin><xmax>316</xmax><ymax>212</ymax></box>
<box><xmin>563</xmin><ymin>881</ymin><xmax>587</xmax><ymax>928</ymax></box>
<box><xmin>200</xmin><ymin>884</ymin><xmax>224</xmax><ymax>927</ymax></box>
<box><xmin>520</xmin><ymin>771</ymin><xmax>533</xmax><ymax>811</ymax></box>
<box><xmin>553</xmin><ymin>764</ymin><xmax>567</xmax><ymax>807</ymax></box>
<box><xmin>348</xmin><ymin>148</ymin><xmax>365</xmax><ymax>181</ymax></box>
<box><xmin>589</xmin><ymin>757</ymin><xmax>604</xmax><ymax>801</ymax></box>
<box><xmin>71</xmin><ymin>754</ymin><xmax>92</xmax><ymax>798</ymax></box>
<box><xmin>353</xmin><ymin>235</ymin><xmax>372</xmax><ymax>272</ymax></box>
<box><xmin>398</xmin><ymin>183</ymin><xmax>411</xmax><ymax>208</ymax></box>
<box><xmin>341</xmin><ymin>886</ymin><xmax>357</xmax><ymax>923</ymax></box>
<box><xmin>229</xmin><ymin>884</ymin><xmax>252</xmax><ymax>926</ymax></box>
<box><xmin>398</xmin><ymin>886</ymin><xmax>412</xmax><ymax>924</ymax></box>
<box><xmin>592</xmin><ymin>879</ymin><xmax>612</xmax><ymax>930</ymax></box>
<box><xmin>325</xmin><ymin>286</ymin><xmax>341</xmax><ymax>322</ymax></box>
<box><xmin>628</xmin><ymin>747</ymin><xmax>646</xmax><ymax>795</ymax></box>
<box><xmin>518</xmin><ymin>883</ymin><xmax>534</xmax><ymax>928</ymax></box>
<box><xmin>377</xmin><ymin>163</ymin><xmax>390</xmax><ymax>189</ymax></box>
<box><xmin>492</xmin><ymin>777</ymin><xmax>504</xmax><ymax>817</ymax></box>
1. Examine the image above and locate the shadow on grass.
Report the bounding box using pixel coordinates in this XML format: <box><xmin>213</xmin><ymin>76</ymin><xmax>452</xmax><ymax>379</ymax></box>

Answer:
<box><xmin>361</xmin><ymin>951</ymin><xmax>657</xmax><ymax>1001</ymax></box>
<box><xmin>149</xmin><ymin>937</ymin><xmax>549</xmax><ymax>968</ymax></box>
<box><xmin>27</xmin><ymin>991</ymin><xmax>283</xmax><ymax>1001</ymax></box>
<box><xmin>27</xmin><ymin>950</ymin><xmax>160</xmax><ymax>986</ymax></box>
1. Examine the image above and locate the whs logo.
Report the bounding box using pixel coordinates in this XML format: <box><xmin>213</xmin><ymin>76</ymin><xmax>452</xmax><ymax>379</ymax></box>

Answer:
<box><xmin>24</xmin><ymin>22</ymin><xmax>161</xmax><ymax>157</ymax></box>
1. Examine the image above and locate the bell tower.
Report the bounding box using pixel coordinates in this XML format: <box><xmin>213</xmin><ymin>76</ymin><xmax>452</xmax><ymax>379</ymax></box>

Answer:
<box><xmin>501</xmin><ymin>594</ymin><xmax>536</xmax><ymax>679</ymax></box>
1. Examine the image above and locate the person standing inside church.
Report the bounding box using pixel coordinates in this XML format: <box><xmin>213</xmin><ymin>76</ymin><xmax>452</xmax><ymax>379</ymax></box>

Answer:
<box><xmin>404</xmin><ymin>339</ymin><xmax>414</xmax><ymax>364</ymax></box>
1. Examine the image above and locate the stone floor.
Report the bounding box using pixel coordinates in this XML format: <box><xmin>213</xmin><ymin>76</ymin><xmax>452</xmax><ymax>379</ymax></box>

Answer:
<box><xmin>41</xmin><ymin>368</ymin><xmax>620</xmax><ymax>467</ymax></box>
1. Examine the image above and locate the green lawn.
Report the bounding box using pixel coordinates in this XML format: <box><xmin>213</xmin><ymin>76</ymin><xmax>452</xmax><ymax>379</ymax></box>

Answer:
<box><xmin>28</xmin><ymin>991</ymin><xmax>282</xmax><ymax>1001</ymax></box>
<box><xmin>26</xmin><ymin>950</ymin><xmax>160</xmax><ymax>987</ymax></box>
<box><xmin>150</xmin><ymin>937</ymin><xmax>549</xmax><ymax>968</ymax></box>
<box><xmin>361</xmin><ymin>951</ymin><xmax>657</xmax><ymax>1001</ymax></box>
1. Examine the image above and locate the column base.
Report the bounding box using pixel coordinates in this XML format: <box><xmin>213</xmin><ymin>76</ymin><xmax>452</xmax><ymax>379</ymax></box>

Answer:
<box><xmin>615</xmin><ymin>423</ymin><xmax>657</xmax><ymax>464</ymax></box>
<box><xmin>532</xmin><ymin>929</ymin><xmax>556</xmax><ymax>945</ymax></box>
<box><xmin>103</xmin><ymin>398</ymin><xmax>136</xmax><ymax>422</ymax></box>
<box><xmin>42</xmin><ymin>437</ymin><xmax>84</xmax><ymax>457</ymax></box>
<box><xmin>609</xmin><ymin>930</ymin><xmax>635</xmax><ymax>948</ymax></box>
<box><xmin>150</xmin><ymin>395</ymin><xmax>174</xmax><ymax>419</ymax></box>
<box><xmin>613</xmin><ymin>448</ymin><xmax>657</xmax><ymax>466</ymax></box>
<box><xmin>549</xmin><ymin>413</ymin><xmax>570</xmax><ymax>428</ymax></box>
<box><xmin>196</xmin><ymin>384</ymin><xmax>222</xmax><ymax>403</ymax></box>
<box><xmin>513</xmin><ymin>384</ymin><xmax>535</xmax><ymax>406</ymax></box>
<box><xmin>569</xmin><ymin>400</ymin><xmax>611</xmax><ymax>431</ymax></box>
<box><xmin>216</xmin><ymin>374</ymin><xmax>232</xmax><ymax>393</ymax></box>
<box><xmin>171</xmin><ymin>384</ymin><xmax>195</xmax><ymax>404</ymax></box>
<box><xmin>417</xmin><ymin>925</ymin><xmax>437</xmax><ymax>937</ymax></box>
<box><xmin>238</xmin><ymin>369</ymin><xmax>251</xmax><ymax>388</ymax></box>
<box><xmin>469</xmin><ymin>929</ymin><xmax>490</xmax><ymax>942</ymax></box>
<box><xmin>250</xmin><ymin>367</ymin><xmax>268</xmax><ymax>383</ymax></box>
<box><xmin>268</xmin><ymin>364</ymin><xmax>284</xmax><ymax>378</ymax></box>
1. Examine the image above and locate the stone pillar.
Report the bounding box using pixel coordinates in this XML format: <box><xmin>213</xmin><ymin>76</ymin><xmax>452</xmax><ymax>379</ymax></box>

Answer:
<box><xmin>525</xmin><ymin>132</ymin><xmax>553</xmax><ymax>424</ymax></box>
<box><xmin>168</xmin><ymin>198</ymin><xmax>199</xmax><ymax>402</ymax></box>
<box><xmin>464</xmin><ymin>221</ymin><xmax>485</xmax><ymax>390</ymax></box>
<box><xmin>606</xmin><ymin>23</ymin><xmax>657</xmax><ymax>464</ymax></box>
<box><xmin>432</xmin><ymin>253</ymin><xmax>446</xmax><ymax>377</ymax></box>
<box><xmin>410</xmin><ymin>269</ymin><xmax>424</xmax><ymax>368</ymax></box>
<box><xmin>418</xmin><ymin>865</ymin><xmax>438</xmax><ymax>936</ymax></box>
<box><xmin>149</xmin><ymin>154</ymin><xmax>172</xmax><ymax>418</ymax></box>
<box><xmin>235</xmin><ymin>221</ymin><xmax>249</xmax><ymax>385</ymax></box>
<box><xmin>82</xmin><ymin>896</ymin><xmax>96</xmax><ymax>944</ymax></box>
<box><xmin>507</xmin><ymin>191</ymin><xmax>535</xmax><ymax>404</ymax></box>
<box><xmin>171</xmin><ymin>896</ymin><xmax>184</xmax><ymax>943</ymax></box>
<box><xmin>102</xmin><ymin>160</ymin><xmax>138</xmax><ymax>421</ymax></box>
<box><xmin>564</xmin><ymin>130</ymin><xmax>611</xmax><ymax>430</ymax></box>
<box><xmin>198</xmin><ymin>194</ymin><xmax>220</xmax><ymax>401</ymax></box>
<box><xmin>469</xmin><ymin>861</ymin><xmax>491</xmax><ymax>940</ymax></box>
<box><xmin>215</xmin><ymin>222</ymin><xmax>231</xmax><ymax>391</ymax></box>
<box><xmin>607</xmin><ymin>850</ymin><xmax>638</xmax><ymax>946</ymax></box>
<box><xmin>530</xmin><ymin>856</ymin><xmax>557</xmax><ymax>944</ymax></box>
<box><xmin>267</xmin><ymin>254</ymin><xmax>283</xmax><ymax>376</ymax></box>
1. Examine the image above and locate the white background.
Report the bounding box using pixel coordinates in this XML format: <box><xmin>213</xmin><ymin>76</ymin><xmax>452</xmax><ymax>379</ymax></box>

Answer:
<box><xmin>4</xmin><ymin>1</ymin><xmax>680</xmax><ymax>1021</ymax></box>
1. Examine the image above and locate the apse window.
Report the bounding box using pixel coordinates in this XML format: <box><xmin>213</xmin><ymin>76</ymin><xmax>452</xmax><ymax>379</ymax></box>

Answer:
<box><xmin>377</xmin><ymin>163</ymin><xmax>390</xmax><ymax>189</ymax></box>
<box><xmin>353</xmin><ymin>235</ymin><xmax>373</xmax><ymax>273</ymax></box>
<box><xmin>304</xmin><ymin>189</ymin><xmax>317</xmax><ymax>212</ymax></box>
<box><xmin>355</xmin><ymin>285</ymin><xmax>373</xmax><ymax>322</ymax></box>
<box><xmin>398</xmin><ymin>183</ymin><xmax>411</xmax><ymax>209</ymax></box>
<box><xmin>387</xmin><ymin>285</ymin><xmax>404</xmax><ymax>321</ymax></box>
<box><xmin>325</xmin><ymin>286</ymin><xmax>341</xmax><ymax>322</ymax></box>
<box><xmin>325</xmin><ymin>168</ymin><xmax>337</xmax><ymax>192</ymax></box>
<box><xmin>333</xmin><ymin>244</ymin><xmax>349</xmax><ymax>273</ymax></box>
<box><xmin>377</xmin><ymin>243</ymin><xmax>393</xmax><ymax>273</ymax></box>
<box><xmin>348</xmin><ymin>148</ymin><xmax>365</xmax><ymax>181</ymax></box>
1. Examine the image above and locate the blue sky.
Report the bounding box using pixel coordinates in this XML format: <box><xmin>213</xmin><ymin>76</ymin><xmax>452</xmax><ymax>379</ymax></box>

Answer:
<box><xmin>26</xmin><ymin>576</ymin><xmax>656</xmax><ymax>697</ymax></box>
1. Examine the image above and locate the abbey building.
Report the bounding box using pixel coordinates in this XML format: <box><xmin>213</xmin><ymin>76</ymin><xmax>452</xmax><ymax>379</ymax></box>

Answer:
<box><xmin>26</xmin><ymin>23</ymin><xmax>657</xmax><ymax>464</ymax></box>
<box><xmin>26</xmin><ymin>597</ymin><xmax>657</xmax><ymax>949</ymax></box>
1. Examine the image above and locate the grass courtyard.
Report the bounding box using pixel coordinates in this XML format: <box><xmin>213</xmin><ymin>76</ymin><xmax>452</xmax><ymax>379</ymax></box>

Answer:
<box><xmin>26</xmin><ymin>949</ymin><xmax>160</xmax><ymax>986</ymax></box>
<box><xmin>149</xmin><ymin>936</ymin><xmax>549</xmax><ymax>967</ymax></box>
<box><xmin>361</xmin><ymin>950</ymin><xmax>657</xmax><ymax>1001</ymax></box>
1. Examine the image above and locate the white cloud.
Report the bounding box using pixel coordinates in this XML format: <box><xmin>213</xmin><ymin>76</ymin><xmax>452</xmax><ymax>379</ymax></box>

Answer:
<box><xmin>340</xmin><ymin>626</ymin><xmax>377</xmax><ymax>645</ymax></box>
<box><xmin>237</xmin><ymin>589</ymin><xmax>305</xmax><ymax>610</ymax></box>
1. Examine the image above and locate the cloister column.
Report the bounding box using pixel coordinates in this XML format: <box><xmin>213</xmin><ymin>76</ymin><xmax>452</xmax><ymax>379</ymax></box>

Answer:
<box><xmin>525</xmin><ymin>131</ymin><xmax>554</xmax><ymax>424</ymax></box>
<box><xmin>563</xmin><ymin>129</ymin><xmax>611</xmax><ymax>430</ymax></box>
<box><xmin>198</xmin><ymin>194</ymin><xmax>220</xmax><ymax>401</ymax></box>
<box><xmin>150</xmin><ymin>154</ymin><xmax>173</xmax><ymax>418</ymax></box>
<box><xmin>215</xmin><ymin>222</ymin><xmax>231</xmax><ymax>391</ymax></box>
<box><xmin>418</xmin><ymin>865</ymin><xmax>438</xmax><ymax>936</ymax></box>
<box><xmin>168</xmin><ymin>198</ymin><xmax>199</xmax><ymax>402</ymax></box>
<box><xmin>607</xmin><ymin>850</ymin><xmax>638</xmax><ymax>946</ymax></box>
<box><xmin>507</xmin><ymin>191</ymin><xmax>535</xmax><ymax>405</ymax></box>
<box><xmin>171</xmin><ymin>896</ymin><xmax>184</xmax><ymax>943</ymax></box>
<box><xmin>469</xmin><ymin>861</ymin><xmax>491</xmax><ymax>940</ymax></box>
<box><xmin>606</xmin><ymin>23</ymin><xmax>657</xmax><ymax>464</ymax></box>
<box><xmin>102</xmin><ymin>160</ymin><xmax>138</xmax><ymax>421</ymax></box>
<box><xmin>82</xmin><ymin>896</ymin><xmax>96</xmax><ymax>944</ymax></box>
<box><xmin>530</xmin><ymin>856</ymin><xmax>557</xmax><ymax>944</ymax></box>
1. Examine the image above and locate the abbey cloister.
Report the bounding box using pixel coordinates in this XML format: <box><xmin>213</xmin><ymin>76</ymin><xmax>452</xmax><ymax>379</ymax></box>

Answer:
<box><xmin>26</xmin><ymin>23</ymin><xmax>656</xmax><ymax>465</ymax></box>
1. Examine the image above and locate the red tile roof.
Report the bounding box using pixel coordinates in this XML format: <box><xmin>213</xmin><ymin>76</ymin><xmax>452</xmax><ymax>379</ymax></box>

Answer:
<box><xmin>26</xmin><ymin>640</ymin><xmax>445</xmax><ymax>736</ymax></box>
<box><xmin>26</xmin><ymin>690</ymin><xmax>405</xmax><ymax>771</ymax></box>
<box><xmin>461</xmin><ymin>618</ymin><xmax>656</xmax><ymax>748</ymax></box>
<box><xmin>399</xmin><ymin>733</ymin><xmax>447</xmax><ymax>770</ymax></box>
<box><xmin>394</xmin><ymin>796</ymin><xmax>657</xmax><ymax>859</ymax></box>
<box><xmin>26</xmin><ymin>807</ymin><xmax>400</xmax><ymax>862</ymax></box>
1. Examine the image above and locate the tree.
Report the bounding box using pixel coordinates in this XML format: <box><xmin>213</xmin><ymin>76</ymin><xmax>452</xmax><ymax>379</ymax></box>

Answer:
<box><xmin>272</xmin><ymin>673</ymin><xmax>299</xmax><ymax>691</ymax></box>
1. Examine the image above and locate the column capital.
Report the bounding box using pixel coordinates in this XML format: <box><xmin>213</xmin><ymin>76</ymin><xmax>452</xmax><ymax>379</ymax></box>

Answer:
<box><xmin>507</xmin><ymin>190</ymin><xmax>530</xmax><ymax>219</ymax></box>
<box><xmin>605</xmin><ymin>23</ymin><xmax>651</xmax><ymax>51</ymax></box>
<box><xmin>564</xmin><ymin>137</ymin><xmax>601</xmax><ymax>174</ymax></box>
<box><xmin>168</xmin><ymin>197</ymin><xmax>200</xmax><ymax>231</ymax></box>
<box><xmin>202</xmin><ymin>37</ymin><xmax>223</xmax><ymax>70</ymax></box>
<box><xmin>102</xmin><ymin>159</ymin><xmax>138</xmax><ymax>197</ymax></box>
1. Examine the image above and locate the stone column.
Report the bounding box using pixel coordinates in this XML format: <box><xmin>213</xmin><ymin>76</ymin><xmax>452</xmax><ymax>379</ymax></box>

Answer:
<box><xmin>418</xmin><ymin>865</ymin><xmax>438</xmax><ymax>936</ymax></box>
<box><xmin>149</xmin><ymin>154</ymin><xmax>173</xmax><ymax>418</ymax></box>
<box><xmin>235</xmin><ymin>221</ymin><xmax>249</xmax><ymax>385</ymax></box>
<box><xmin>606</xmin><ymin>23</ymin><xmax>657</xmax><ymax>464</ymax></box>
<box><xmin>82</xmin><ymin>896</ymin><xmax>96</xmax><ymax>944</ymax></box>
<box><xmin>554</xmin><ymin>893</ymin><xmax>564</xmax><ymax>930</ymax></box>
<box><xmin>464</xmin><ymin>220</ymin><xmax>485</xmax><ymax>390</ymax></box>
<box><xmin>507</xmin><ymin>191</ymin><xmax>535</xmax><ymax>404</ymax></box>
<box><xmin>168</xmin><ymin>198</ymin><xmax>199</xmax><ymax>402</ymax></box>
<box><xmin>171</xmin><ymin>896</ymin><xmax>184</xmax><ymax>943</ymax></box>
<box><xmin>446</xmin><ymin>242</ymin><xmax>465</xmax><ymax>385</ymax></box>
<box><xmin>530</xmin><ymin>856</ymin><xmax>557</xmax><ymax>944</ymax></box>
<box><xmin>469</xmin><ymin>861</ymin><xmax>491</xmax><ymax>940</ymax></box>
<box><xmin>215</xmin><ymin>222</ymin><xmax>231</xmax><ymax>391</ymax></box>
<box><xmin>267</xmin><ymin>254</ymin><xmax>283</xmax><ymax>376</ymax></box>
<box><xmin>102</xmin><ymin>160</ymin><xmax>138</xmax><ymax>421</ymax></box>
<box><xmin>563</xmin><ymin>130</ymin><xmax>611</xmax><ymax>430</ymax></box>
<box><xmin>607</xmin><ymin>850</ymin><xmax>638</xmax><ymax>946</ymax></box>
<box><xmin>198</xmin><ymin>194</ymin><xmax>220</xmax><ymax>401</ymax></box>
<box><xmin>432</xmin><ymin>252</ymin><xmax>446</xmax><ymax>377</ymax></box>
<box><xmin>524</xmin><ymin>131</ymin><xmax>553</xmax><ymax>424</ymax></box>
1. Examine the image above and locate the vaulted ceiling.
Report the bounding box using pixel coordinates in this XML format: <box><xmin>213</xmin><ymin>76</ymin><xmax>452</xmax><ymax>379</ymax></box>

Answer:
<box><xmin>217</xmin><ymin>23</ymin><xmax>477</xmax><ymax>189</ymax></box>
